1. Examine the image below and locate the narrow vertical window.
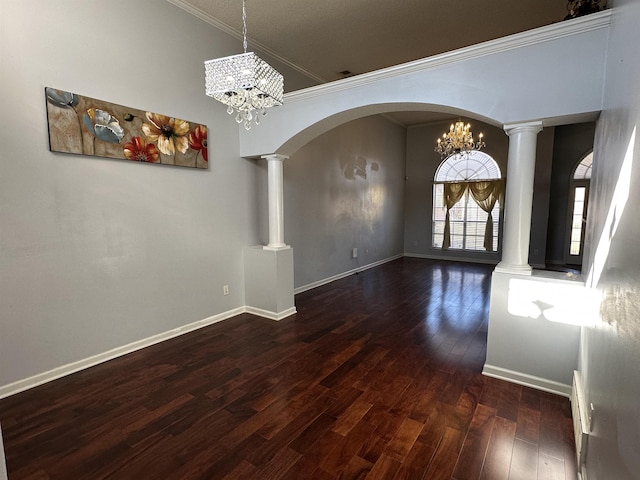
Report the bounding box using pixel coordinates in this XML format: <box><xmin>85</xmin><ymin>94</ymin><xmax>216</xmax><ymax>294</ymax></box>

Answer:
<box><xmin>567</xmin><ymin>152</ymin><xmax>592</xmax><ymax>263</ymax></box>
<box><xmin>570</xmin><ymin>186</ymin><xmax>586</xmax><ymax>255</ymax></box>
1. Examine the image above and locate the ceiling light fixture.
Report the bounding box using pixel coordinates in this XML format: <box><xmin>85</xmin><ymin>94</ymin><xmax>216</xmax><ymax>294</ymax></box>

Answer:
<box><xmin>204</xmin><ymin>0</ymin><xmax>284</xmax><ymax>130</ymax></box>
<box><xmin>435</xmin><ymin>120</ymin><xmax>485</xmax><ymax>158</ymax></box>
<box><xmin>564</xmin><ymin>0</ymin><xmax>604</xmax><ymax>20</ymax></box>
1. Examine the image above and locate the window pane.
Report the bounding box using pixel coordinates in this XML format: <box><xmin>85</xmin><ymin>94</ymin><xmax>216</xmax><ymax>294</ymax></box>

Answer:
<box><xmin>573</xmin><ymin>154</ymin><xmax>593</xmax><ymax>180</ymax></box>
<box><xmin>573</xmin><ymin>202</ymin><xmax>584</xmax><ymax>216</ymax></box>
<box><xmin>572</xmin><ymin>217</ymin><xmax>582</xmax><ymax>229</ymax></box>
<box><xmin>450</xmin><ymin>207</ymin><xmax>464</xmax><ymax>221</ymax></box>
<box><xmin>451</xmin><ymin>235</ymin><xmax>464</xmax><ymax>249</ymax></box>
<box><xmin>433</xmin><ymin>184</ymin><xmax>444</xmax><ymax>208</ymax></box>
<box><xmin>466</xmin><ymin>236</ymin><xmax>481</xmax><ymax>250</ymax></box>
<box><xmin>570</xmin><ymin>242</ymin><xmax>581</xmax><ymax>255</ymax></box>
<box><xmin>451</xmin><ymin>222</ymin><xmax>464</xmax><ymax>235</ymax></box>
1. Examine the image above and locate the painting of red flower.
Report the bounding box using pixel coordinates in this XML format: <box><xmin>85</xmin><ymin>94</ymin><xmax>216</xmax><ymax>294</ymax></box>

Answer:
<box><xmin>188</xmin><ymin>125</ymin><xmax>208</xmax><ymax>162</ymax></box>
<box><xmin>124</xmin><ymin>137</ymin><xmax>160</xmax><ymax>163</ymax></box>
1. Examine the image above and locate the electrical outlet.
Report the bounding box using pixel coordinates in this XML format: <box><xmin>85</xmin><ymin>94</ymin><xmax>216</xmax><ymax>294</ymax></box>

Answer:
<box><xmin>223</xmin><ymin>285</ymin><xmax>229</xmax><ymax>296</ymax></box>
<box><xmin>352</xmin><ymin>248</ymin><xmax>358</xmax><ymax>258</ymax></box>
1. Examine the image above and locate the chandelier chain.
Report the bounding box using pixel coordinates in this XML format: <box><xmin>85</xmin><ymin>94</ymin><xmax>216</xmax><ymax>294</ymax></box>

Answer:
<box><xmin>242</xmin><ymin>0</ymin><xmax>248</xmax><ymax>53</ymax></box>
<box><xmin>204</xmin><ymin>0</ymin><xmax>284</xmax><ymax>130</ymax></box>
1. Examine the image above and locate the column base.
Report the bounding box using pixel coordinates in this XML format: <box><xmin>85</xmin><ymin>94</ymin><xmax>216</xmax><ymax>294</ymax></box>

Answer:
<box><xmin>494</xmin><ymin>262</ymin><xmax>533</xmax><ymax>275</ymax></box>
<box><xmin>263</xmin><ymin>244</ymin><xmax>290</xmax><ymax>251</ymax></box>
<box><xmin>244</xmin><ymin>246</ymin><xmax>295</xmax><ymax>320</ymax></box>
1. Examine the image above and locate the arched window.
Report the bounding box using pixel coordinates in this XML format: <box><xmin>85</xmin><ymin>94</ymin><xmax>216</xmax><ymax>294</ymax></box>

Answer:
<box><xmin>433</xmin><ymin>151</ymin><xmax>503</xmax><ymax>251</ymax></box>
<box><xmin>567</xmin><ymin>152</ymin><xmax>592</xmax><ymax>263</ymax></box>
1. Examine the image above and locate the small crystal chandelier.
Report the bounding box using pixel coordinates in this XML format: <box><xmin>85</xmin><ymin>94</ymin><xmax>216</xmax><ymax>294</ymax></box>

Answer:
<box><xmin>204</xmin><ymin>0</ymin><xmax>284</xmax><ymax>130</ymax></box>
<box><xmin>435</xmin><ymin>121</ymin><xmax>485</xmax><ymax>158</ymax></box>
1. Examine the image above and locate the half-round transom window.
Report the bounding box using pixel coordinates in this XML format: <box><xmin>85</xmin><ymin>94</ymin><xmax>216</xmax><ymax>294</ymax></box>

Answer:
<box><xmin>435</xmin><ymin>151</ymin><xmax>501</xmax><ymax>182</ymax></box>
<box><xmin>573</xmin><ymin>152</ymin><xmax>593</xmax><ymax>180</ymax></box>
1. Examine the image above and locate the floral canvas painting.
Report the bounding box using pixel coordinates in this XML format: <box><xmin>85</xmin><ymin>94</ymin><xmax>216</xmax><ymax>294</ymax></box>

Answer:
<box><xmin>45</xmin><ymin>88</ymin><xmax>208</xmax><ymax>169</ymax></box>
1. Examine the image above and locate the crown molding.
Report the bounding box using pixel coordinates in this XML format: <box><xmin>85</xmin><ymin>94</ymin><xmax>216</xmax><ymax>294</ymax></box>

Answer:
<box><xmin>285</xmin><ymin>10</ymin><xmax>612</xmax><ymax>103</ymax></box>
<box><xmin>167</xmin><ymin>0</ymin><xmax>327</xmax><ymax>84</ymax></box>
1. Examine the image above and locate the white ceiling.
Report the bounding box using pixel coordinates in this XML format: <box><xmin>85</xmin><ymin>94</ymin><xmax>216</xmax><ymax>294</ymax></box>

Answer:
<box><xmin>169</xmin><ymin>0</ymin><xmax>572</xmax><ymax>126</ymax></box>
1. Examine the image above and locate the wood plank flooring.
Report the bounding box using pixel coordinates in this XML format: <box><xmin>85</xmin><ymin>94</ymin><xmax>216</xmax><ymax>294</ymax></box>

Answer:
<box><xmin>0</xmin><ymin>258</ymin><xmax>577</xmax><ymax>479</ymax></box>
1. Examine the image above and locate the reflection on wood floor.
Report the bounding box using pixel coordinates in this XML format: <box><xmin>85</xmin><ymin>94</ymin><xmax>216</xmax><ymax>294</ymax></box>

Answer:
<box><xmin>0</xmin><ymin>257</ymin><xmax>577</xmax><ymax>479</ymax></box>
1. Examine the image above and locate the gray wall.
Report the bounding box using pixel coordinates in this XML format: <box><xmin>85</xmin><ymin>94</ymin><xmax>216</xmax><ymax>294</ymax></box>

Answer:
<box><xmin>281</xmin><ymin>115</ymin><xmax>407</xmax><ymax>289</ymax></box>
<box><xmin>0</xmin><ymin>0</ymin><xmax>312</xmax><ymax>391</ymax></box>
<box><xmin>528</xmin><ymin>128</ymin><xmax>555</xmax><ymax>269</ymax></box>
<box><xmin>545</xmin><ymin>123</ymin><xmax>596</xmax><ymax>267</ymax></box>
<box><xmin>580</xmin><ymin>0</ymin><xmax>640</xmax><ymax>478</ymax></box>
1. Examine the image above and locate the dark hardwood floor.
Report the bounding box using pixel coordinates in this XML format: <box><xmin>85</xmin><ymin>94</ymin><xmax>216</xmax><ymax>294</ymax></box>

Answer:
<box><xmin>0</xmin><ymin>257</ymin><xmax>577</xmax><ymax>479</ymax></box>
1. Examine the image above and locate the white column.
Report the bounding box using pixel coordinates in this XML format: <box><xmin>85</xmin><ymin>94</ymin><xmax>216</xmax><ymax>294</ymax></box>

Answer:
<box><xmin>262</xmin><ymin>154</ymin><xmax>289</xmax><ymax>250</ymax></box>
<box><xmin>495</xmin><ymin>121</ymin><xmax>543</xmax><ymax>275</ymax></box>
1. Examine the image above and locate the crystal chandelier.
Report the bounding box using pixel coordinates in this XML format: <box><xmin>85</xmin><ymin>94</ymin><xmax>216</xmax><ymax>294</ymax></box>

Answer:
<box><xmin>435</xmin><ymin>121</ymin><xmax>485</xmax><ymax>158</ymax></box>
<box><xmin>204</xmin><ymin>0</ymin><xmax>284</xmax><ymax>130</ymax></box>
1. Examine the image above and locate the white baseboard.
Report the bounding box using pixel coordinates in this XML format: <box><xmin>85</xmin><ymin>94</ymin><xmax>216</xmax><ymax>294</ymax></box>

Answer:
<box><xmin>245</xmin><ymin>306</ymin><xmax>297</xmax><ymax>321</ymax></box>
<box><xmin>294</xmin><ymin>254</ymin><xmax>403</xmax><ymax>294</ymax></box>
<box><xmin>482</xmin><ymin>364</ymin><xmax>572</xmax><ymax>397</ymax></box>
<box><xmin>0</xmin><ymin>306</ymin><xmax>281</xmax><ymax>400</ymax></box>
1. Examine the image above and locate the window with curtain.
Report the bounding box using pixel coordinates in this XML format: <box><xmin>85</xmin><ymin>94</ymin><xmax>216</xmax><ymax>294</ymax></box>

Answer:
<box><xmin>432</xmin><ymin>151</ymin><xmax>503</xmax><ymax>252</ymax></box>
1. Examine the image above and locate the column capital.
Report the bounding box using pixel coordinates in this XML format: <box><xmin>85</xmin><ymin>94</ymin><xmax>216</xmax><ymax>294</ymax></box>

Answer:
<box><xmin>261</xmin><ymin>154</ymin><xmax>290</xmax><ymax>162</ymax></box>
<box><xmin>503</xmin><ymin>121</ymin><xmax>543</xmax><ymax>136</ymax></box>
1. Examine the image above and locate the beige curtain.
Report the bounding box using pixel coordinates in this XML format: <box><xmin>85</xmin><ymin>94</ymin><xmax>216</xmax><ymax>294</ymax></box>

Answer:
<box><xmin>442</xmin><ymin>182</ymin><xmax>467</xmax><ymax>249</ymax></box>
<box><xmin>468</xmin><ymin>180</ymin><xmax>504</xmax><ymax>251</ymax></box>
